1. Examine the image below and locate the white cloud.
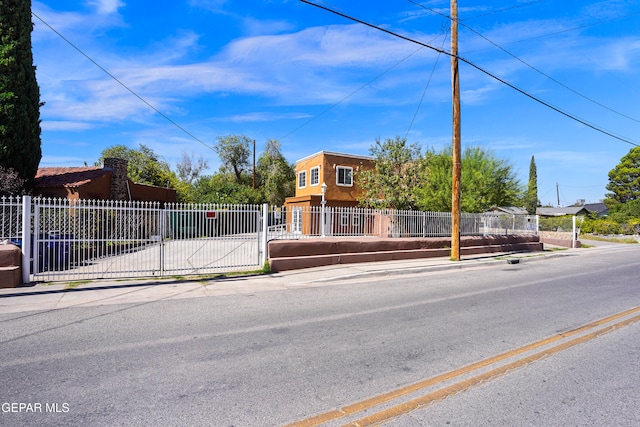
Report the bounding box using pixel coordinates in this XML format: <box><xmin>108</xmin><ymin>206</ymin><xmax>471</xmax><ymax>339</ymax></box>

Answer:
<box><xmin>87</xmin><ymin>0</ymin><xmax>125</xmax><ymax>15</ymax></box>
<box><xmin>188</xmin><ymin>0</ymin><xmax>229</xmax><ymax>13</ymax></box>
<box><xmin>224</xmin><ymin>112</ymin><xmax>313</xmax><ymax>123</ymax></box>
<box><xmin>41</xmin><ymin>121</ymin><xmax>96</xmax><ymax>131</ymax></box>
<box><xmin>32</xmin><ymin>2</ymin><xmax>640</xmax><ymax>140</ymax></box>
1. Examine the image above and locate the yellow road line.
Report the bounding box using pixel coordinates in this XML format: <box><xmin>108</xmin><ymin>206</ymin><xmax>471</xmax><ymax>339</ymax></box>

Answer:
<box><xmin>283</xmin><ymin>306</ymin><xmax>640</xmax><ymax>427</ymax></box>
<box><xmin>349</xmin><ymin>313</ymin><xmax>640</xmax><ymax>426</ymax></box>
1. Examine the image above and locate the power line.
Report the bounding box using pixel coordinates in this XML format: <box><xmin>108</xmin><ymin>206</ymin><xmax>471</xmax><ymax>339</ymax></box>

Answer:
<box><xmin>405</xmin><ymin>33</ymin><xmax>448</xmax><ymax>139</ymax></box>
<box><xmin>299</xmin><ymin>0</ymin><xmax>639</xmax><ymax>148</ymax></box>
<box><xmin>31</xmin><ymin>11</ymin><xmax>216</xmax><ymax>153</ymax></box>
<box><xmin>280</xmin><ymin>33</ymin><xmax>444</xmax><ymax>141</ymax></box>
<box><xmin>409</xmin><ymin>0</ymin><xmax>640</xmax><ymax>124</ymax></box>
<box><xmin>511</xmin><ymin>10</ymin><xmax>640</xmax><ymax>44</ymax></box>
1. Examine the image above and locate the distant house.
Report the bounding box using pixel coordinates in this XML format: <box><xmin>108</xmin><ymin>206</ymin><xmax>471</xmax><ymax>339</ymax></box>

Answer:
<box><xmin>583</xmin><ymin>202</ymin><xmax>609</xmax><ymax>217</ymax></box>
<box><xmin>34</xmin><ymin>158</ymin><xmax>176</xmax><ymax>204</ymax></box>
<box><xmin>536</xmin><ymin>206</ymin><xmax>590</xmax><ymax>217</ymax></box>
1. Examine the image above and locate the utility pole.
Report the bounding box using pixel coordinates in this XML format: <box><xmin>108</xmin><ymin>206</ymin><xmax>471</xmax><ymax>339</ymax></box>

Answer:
<box><xmin>252</xmin><ymin>139</ymin><xmax>256</xmax><ymax>189</ymax></box>
<box><xmin>451</xmin><ymin>0</ymin><xmax>461</xmax><ymax>261</ymax></box>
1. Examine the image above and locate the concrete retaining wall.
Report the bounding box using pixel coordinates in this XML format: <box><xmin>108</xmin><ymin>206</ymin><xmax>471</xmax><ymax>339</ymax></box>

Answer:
<box><xmin>268</xmin><ymin>235</ymin><xmax>543</xmax><ymax>272</ymax></box>
<box><xmin>539</xmin><ymin>231</ymin><xmax>580</xmax><ymax>248</ymax></box>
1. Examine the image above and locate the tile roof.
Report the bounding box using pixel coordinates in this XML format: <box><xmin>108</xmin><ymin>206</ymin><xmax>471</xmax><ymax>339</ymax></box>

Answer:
<box><xmin>35</xmin><ymin>167</ymin><xmax>111</xmax><ymax>188</ymax></box>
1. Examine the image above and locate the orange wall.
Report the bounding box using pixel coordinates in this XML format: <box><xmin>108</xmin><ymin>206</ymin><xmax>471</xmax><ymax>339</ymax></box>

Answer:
<box><xmin>129</xmin><ymin>181</ymin><xmax>177</xmax><ymax>204</ymax></box>
<box><xmin>36</xmin><ymin>174</ymin><xmax>176</xmax><ymax>204</ymax></box>
<box><xmin>36</xmin><ymin>172</ymin><xmax>112</xmax><ymax>201</ymax></box>
<box><xmin>294</xmin><ymin>152</ymin><xmax>374</xmax><ymax>205</ymax></box>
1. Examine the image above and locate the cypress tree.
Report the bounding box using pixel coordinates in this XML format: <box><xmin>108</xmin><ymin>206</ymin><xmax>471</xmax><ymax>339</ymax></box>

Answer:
<box><xmin>525</xmin><ymin>155</ymin><xmax>538</xmax><ymax>214</ymax></box>
<box><xmin>0</xmin><ymin>0</ymin><xmax>42</xmax><ymax>192</ymax></box>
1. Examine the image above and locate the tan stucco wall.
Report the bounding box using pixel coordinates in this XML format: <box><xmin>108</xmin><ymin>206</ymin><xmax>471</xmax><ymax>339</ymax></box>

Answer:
<box><xmin>294</xmin><ymin>152</ymin><xmax>374</xmax><ymax>205</ymax></box>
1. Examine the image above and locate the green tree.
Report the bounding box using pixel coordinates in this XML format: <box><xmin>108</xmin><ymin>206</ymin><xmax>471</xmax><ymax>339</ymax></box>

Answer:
<box><xmin>524</xmin><ymin>155</ymin><xmax>539</xmax><ymax>214</ymax></box>
<box><xmin>214</xmin><ymin>134</ymin><xmax>252</xmax><ymax>183</ymax></box>
<box><xmin>415</xmin><ymin>148</ymin><xmax>454</xmax><ymax>212</ymax></box>
<box><xmin>0</xmin><ymin>0</ymin><xmax>42</xmax><ymax>190</ymax></box>
<box><xmin>97</xmin><ymin>144</ymin><xmax>179</xmax><ymax>190</ymax></box>
<box><xmin>256</xmin><ymin>139</ymin><xmax>295</xmax><ymax>206</ymax></box>
<box><xmin>192</xmin><ymin>173</ymin><xmax>262</xmax><ymax>205</ymax></box>
<box><xmin>416</xmin><ymin>146</ymin><xmax>521</xmax><ymax>213</ymax></box>
<box><xmin>357</xmin><ymin>136</ymin><xmax>422</xmax><ymax>210</ymax></box>
<box><xmin>604</xmin><ymin>147</ymin><xmax>640</xmax><ymax>208</ymax></box>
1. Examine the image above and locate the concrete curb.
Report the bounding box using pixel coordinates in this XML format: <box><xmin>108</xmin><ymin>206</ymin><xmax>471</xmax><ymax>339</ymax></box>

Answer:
<box><xmin>0</xmin><ymin>250</ymin><xmax>572</xmax><ymax>301</ymax></box>
<box><xmin>304</xmin><ymin>250</ymin><xmax>570</xmax><ymax>283</ymax></box>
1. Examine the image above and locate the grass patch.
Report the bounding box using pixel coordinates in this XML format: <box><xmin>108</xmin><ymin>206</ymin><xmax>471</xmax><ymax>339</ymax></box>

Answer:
<box><xmin>190</xmin><ymin>262</ymin><xmax>273</xmax><ymax>285</ymax></box>
<box><xmin>545</xmin><ymin>247</ymin><xmax>569</xmax><ymax>252</ymax></box>
<box><xmin>64</xmin><ymin>280</ymin><xmax>92</xmax><ymax>290</ymax></box>
<box><xmin>581</xmin><ymin>235</ymin><xmax>639</xmax><ymax>244</ymax></box>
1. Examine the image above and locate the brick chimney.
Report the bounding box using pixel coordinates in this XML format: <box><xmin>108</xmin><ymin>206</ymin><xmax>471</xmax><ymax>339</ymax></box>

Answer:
<box><xmin>104</xmin><ymin>158</ymin><xmax>130</xmax><ymax>200</ymax></box>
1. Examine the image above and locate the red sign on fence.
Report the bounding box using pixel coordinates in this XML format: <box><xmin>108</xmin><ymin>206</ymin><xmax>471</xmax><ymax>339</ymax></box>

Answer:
<box><xmin>206</xmin><ymin>211</ymin><xmax>217</xmax><ymax>220</ymax></box>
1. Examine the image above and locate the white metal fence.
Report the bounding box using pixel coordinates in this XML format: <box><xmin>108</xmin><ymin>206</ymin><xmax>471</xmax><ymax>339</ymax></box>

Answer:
<box><xmin>266</xmin><ymin>205</ymin><xmax>538</xmax><ymax>239</ymax></box>
<box><xmin>0</xmin><ymin>196</ymin><xmax>537</xmax><ymax>283</ymax></box>
<box><xmin>0</xmin><ymin>196</ymin><xmax>23</xmax><ymax>243</ymax></box>
<box><xmin>4</xmin><ymin>197</ymin><xmax>267</xmax><ymax>283</ymax></box>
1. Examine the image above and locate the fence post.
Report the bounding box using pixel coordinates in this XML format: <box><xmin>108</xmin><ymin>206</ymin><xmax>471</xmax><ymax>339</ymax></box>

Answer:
<box><xmin>159</xmin><ymin>206</ymin><xmax>166</xmax><ymax>276</ymax></box>
<box><xmin>261</xmin><ymin>204</ymin><xmax>268</xmax><ymax>267</ymax></box>
<box><xmin>21</xmin><ymin>195</ymin><xmax>31</xmax><ymax>284</ymax></box>
<box><xmin>572</xmin><ymin>215</ymin><xmax>576</xmax><ymax>248</ymax></box>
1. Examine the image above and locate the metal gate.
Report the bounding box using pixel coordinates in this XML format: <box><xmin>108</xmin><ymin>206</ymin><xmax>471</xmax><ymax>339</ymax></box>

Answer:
<box><xmin>15</xmin><ymin>197</ymin><xmax>266</xmax><ymax>282</ymax></box>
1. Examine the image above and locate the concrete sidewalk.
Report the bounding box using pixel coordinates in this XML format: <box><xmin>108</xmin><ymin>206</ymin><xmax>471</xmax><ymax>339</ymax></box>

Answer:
<box><xmin>0</xmin><ymin>249</ymin><xmax>570</xmax><ymax>314</ymax></box>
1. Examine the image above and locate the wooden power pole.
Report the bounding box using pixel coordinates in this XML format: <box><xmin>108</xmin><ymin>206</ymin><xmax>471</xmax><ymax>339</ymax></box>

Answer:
<box><xmin>450</xmin><ymin>0</ymin><xmax>461</xmax><ymax>261</ymax></box>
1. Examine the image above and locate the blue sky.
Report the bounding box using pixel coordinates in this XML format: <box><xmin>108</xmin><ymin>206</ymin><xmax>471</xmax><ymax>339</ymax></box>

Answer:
<box><xmin>32</xmin><ymin>0</ymin><xmax>640</xmax><ymax>206</ymax></box>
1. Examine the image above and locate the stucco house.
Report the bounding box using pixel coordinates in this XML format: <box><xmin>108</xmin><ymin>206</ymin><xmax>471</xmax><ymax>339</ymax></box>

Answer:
<box><xmin>34</xmin><ymin>158</ymin><xmax>176</xmax><ymax>204</ymax></box>
<box><xmin>284</xmin><ymin>151</ymin><xmax>375</xmax><ymax>208</ymax></box>
<box><xmin>283</xmin><ymin>151</ymin><xmax>376</xmax><ymax>235</ymax></box>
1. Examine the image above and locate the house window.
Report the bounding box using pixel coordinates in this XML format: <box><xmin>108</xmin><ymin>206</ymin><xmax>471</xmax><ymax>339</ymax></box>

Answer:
<box><xmin>310</xmin><ymin>166</ymin><xmax>320</xmax><ymax>186</ymax></box>
<box><xmin>298</xmin><ymin>170</ymin><xmax>307</xmax><ymax>189</ymax></box>
<box><xmin>341</xmin><ymin>213</ymin><xmax>349</xmax><ymax>227</ymax></box>
<box><xmin>336</xmin><ymin>166</ymin><xmax>353</xmax><ymax>186</ymax></box>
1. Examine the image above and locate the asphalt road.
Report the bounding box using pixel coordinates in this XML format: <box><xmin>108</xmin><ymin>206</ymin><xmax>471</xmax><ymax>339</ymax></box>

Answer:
<box><xmin>0</xmin><ymin>244</ymin><xmax>638</xmax><ymax>426</ymax></box>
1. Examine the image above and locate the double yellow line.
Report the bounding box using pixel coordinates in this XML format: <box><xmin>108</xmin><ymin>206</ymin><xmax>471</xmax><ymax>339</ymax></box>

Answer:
<box><xmin>285</xmin><ymin>306</ymin><xmax>640</xmax><ymax>427</ymax></box>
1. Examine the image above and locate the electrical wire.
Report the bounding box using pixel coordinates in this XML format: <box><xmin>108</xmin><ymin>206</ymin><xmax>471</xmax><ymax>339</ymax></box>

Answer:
<box><xmin>405</xmin><ymin>32</ymin><xmax>448</xmax><ymax>139</ymax></box>
<box><xmin>279</xmin><ymin>33</ymin><xmax>444</xmax><ymax>141</ymax></box>
<box><xmin>510</xmin><ymin>10</ymin><xmax>640</xmax><ymax>44</ymax></box>
<box><xmin>409</xmin><ymin>0</ymin><xmax>640</xmax><ymax>124</ymax></box>
<box><xmin>300</xmin><ymin>0</ymin><xmax>639</xmax><ymax>147</ymax></box>
<box><xmin>31</xmin><ymin>11</ymin><xmax>216</xmax><ymax>153</ymax></box>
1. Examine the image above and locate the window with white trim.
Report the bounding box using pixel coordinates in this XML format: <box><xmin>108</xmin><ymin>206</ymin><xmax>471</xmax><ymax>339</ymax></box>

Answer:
<box><xmin>310</xmin><ymin>166</ymin><xmax>320</xmax><ymax>186</ymax></box>
<box><xmin>341</xmin><ymin>213</ymin><xmax>349</xmax><ymax>227</ymax></box>
<box><xmin>298</xmin><ymin>170</ymin><xmax>307</xmax><ymax>189</ymax></box>
<box><xmin>336</xmin><ymin>166</ymin><xmax>353</xmax><ymax>186</ymax></box>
